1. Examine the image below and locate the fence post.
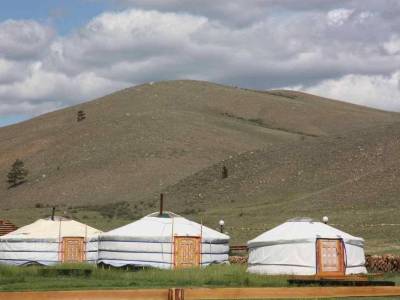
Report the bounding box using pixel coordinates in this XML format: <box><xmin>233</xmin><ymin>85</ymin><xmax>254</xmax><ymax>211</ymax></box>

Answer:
<box><xmin>175</xmin><ymin>288</ymin><xmax>184</xmax><ymax>300</ymax></box>
<box><xmin>168</xmin><ymin>289</ymin><xmax>173</xmax><ymax>300</ymax></box>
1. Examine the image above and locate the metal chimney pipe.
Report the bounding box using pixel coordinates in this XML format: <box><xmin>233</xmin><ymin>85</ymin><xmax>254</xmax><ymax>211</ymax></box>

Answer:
<box><xmin>159</xmin><ymin>193</ymin><xmax>164</xmax><ymax>216</ymax></box>
<box><xmin>51</xmin><ymin>207</ymin><xmax>55</xmax><ymax>221</ymax></box>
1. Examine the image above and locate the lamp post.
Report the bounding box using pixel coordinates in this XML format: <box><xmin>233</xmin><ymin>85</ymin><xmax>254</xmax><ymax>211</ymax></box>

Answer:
<box><xmin>322</xmin><ymin>216</ymin><xmax>329</xmax><ymax>224</ymax></box>
<box><xmin>219</xmin><ymin>220</ymin><xmax>225</xmax><ymax>233</ymax></box>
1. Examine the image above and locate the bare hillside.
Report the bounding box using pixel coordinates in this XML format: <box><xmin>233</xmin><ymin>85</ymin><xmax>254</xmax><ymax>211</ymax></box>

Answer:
<box><xmin>2</xmin><ymin>80</ymin><xmax>396</xmax><ymax>209</ymax></box>
<box><xmin>162</xmin><ymin>122</ymin><xmax>400</xmax><ymax>253</ymax></box>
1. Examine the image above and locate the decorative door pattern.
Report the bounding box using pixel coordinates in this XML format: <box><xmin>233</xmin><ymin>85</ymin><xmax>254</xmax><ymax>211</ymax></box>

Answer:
<box><xmin>62</xmin><ymin>237</ymin><xmax>85</xmax><ymax>263</ymax></box>
<box><xmin>317</xmin><ymin>239</ymin><xmax>345</xmax><ymax>276</ymax></box>
<box><xmin>174</xmin><ymin>236</ymin><xmax>200</xmax><ymax>268</ymax></box>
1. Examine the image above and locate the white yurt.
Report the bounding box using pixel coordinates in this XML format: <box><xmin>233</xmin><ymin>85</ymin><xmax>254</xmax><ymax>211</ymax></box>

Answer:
<box><xmin>0</xmin><ymin>217</ymin><xmax>102</xmax><ymax>266</ymax></box>
<box><xmin>247</xmin><ymin>218</ymin><xmax>367</xmax><ymax>276</ymax></box>
<box><xmin>97</xmin><ymin>211</ymin><xmax>230</xmax><ymax>269</ymax></box>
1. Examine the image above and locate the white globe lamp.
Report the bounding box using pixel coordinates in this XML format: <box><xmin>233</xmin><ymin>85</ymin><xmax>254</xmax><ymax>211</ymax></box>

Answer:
<box><xmin>219</xmin><ymin>220</ymin><xmax>225</xmax><ymax>233</ymax></box>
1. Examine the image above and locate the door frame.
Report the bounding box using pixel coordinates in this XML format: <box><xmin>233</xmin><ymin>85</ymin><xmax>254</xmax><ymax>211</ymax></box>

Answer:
<box><xmin>173</xmin><ymin>235</ymin><xmax>201</xmax><ymax>269</ymax></box>
<box><xmin>316</xmin><ymin>238</ymin><xmax>345</xmax><ymax>276</ymax></box>
<box><xmin>61</xmin><ymin>236</ymin><xmax>85</xmax><ymax>263</ymax></box>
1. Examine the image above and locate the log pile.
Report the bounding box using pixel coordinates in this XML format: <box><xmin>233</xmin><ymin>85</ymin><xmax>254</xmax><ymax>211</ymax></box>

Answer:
<box><xmin>229</xmin><ymin>256</ymin><xmax>248</xmax><ymax>264</ymax></box>
<box><xmin>365</xmin><ymin>255</ymin><xmax>400</xmax><ymax>273</ymax></box>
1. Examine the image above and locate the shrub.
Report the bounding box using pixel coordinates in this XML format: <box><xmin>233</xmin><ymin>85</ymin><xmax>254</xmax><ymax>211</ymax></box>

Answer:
<box><xmin>77</xmin><ymin>110</ymin><xmax>86</xmax><ymax>122</ymax></box>
<box><xmin>7</xmin><ymin>159</ymin><xmax>28</xmax><ymax>188</ymax></box>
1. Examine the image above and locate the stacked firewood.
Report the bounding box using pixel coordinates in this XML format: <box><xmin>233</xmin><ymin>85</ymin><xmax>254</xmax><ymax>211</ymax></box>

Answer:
<box><xmin>229</xmin><ymin>256</ymin><xmax>248</xmax><ymax>264</ymax></box>
<box><xmin>365</xmin><ymin>254</ymin><xmax>400</xmax><ymax>272</ymax></box>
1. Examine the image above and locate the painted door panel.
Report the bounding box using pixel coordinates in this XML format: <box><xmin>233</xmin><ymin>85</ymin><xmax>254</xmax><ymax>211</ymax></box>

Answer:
<box><xmin>62</xmin><ymin>237</ymin><xmax>84</xmax><ymax>263</ymax></box>
<box><xmin>317</xmin><ymin>239</ymin><xmax>345</xmax><ymax>276</ymax></box>
<box><xmin>174</xmin><ymin>236</ymin><xmax>200</xmax><ymax>268</ymax></box>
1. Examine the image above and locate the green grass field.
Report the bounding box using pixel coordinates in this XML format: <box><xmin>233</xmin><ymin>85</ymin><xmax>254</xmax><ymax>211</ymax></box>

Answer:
<box><xmin>0</xmin><ymin>264</ymin><xmax>289</xmax><ymax>291</ymax></box>
<box><xmin>0</xmin><ymin>263</ymin><xmax>399</xmax><ymax>293</ymax></box>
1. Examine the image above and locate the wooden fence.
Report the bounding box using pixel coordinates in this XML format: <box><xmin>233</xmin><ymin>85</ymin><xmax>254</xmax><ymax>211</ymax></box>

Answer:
<box><xmin>0</xmin><ymin>220</ymin><xmax>17</xmax><ymax>236</ymax></box>
<box><xmin>2</xmin><ymin>287</ymin><xmax>400</xmax><ymax>300</ymax></box>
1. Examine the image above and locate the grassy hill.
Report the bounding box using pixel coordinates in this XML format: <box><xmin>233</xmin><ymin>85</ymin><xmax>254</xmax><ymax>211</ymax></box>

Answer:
<box><xmin>1</xmin><ymin>80</ymin><xmax>400</xmax><ymax>253</ymax></box>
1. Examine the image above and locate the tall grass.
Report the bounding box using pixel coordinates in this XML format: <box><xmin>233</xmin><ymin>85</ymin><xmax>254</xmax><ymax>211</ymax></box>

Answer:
<box><xmin>0</xmin><ymin>264</ymin><xmax>288</xmax><ymax>291</ymax></box>
<box><xmin>2</xmin><ymin>264</ymin><xmax>399</xmax><ymax>292</ymax></box>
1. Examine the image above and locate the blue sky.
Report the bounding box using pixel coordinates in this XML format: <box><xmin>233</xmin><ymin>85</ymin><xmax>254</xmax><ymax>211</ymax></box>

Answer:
<box><xmin>0</xmin><ymin>0</ymin><xmax>110</xmax><ymax>34</ymax></box>
<box><xmin>0</xmin><ymin>0</ymin><xmax>399</xmax><ymax>127</ymax></box>
<box><xmin>0</xmin><ymin>115</ymin><xmax>27</xmax><ymax>127</ymax></box>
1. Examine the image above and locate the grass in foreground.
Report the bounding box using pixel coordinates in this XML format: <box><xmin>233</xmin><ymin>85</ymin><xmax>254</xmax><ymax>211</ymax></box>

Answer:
<box><xmin>1</xmin><ymin>263</ymin><xmax>399</xmax><ymax>298</ymax></box>
<box><xmin>0</xmin><ymin>264</ymin><xmax>288</xmax><ymax>291</ymax></box>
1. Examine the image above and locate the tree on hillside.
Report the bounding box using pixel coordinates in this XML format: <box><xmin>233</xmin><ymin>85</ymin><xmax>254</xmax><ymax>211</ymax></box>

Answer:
<box><xmin>7</xmin><ymin>159</ymin><xmax>28</xmax><ymax>188</ymax></box>
<box><xmin>222</xmin><ymin>165</ymin><xmax>228</xmax><ymax>179</ymax></box>
<box><xmin>77</xmin><ymin>110</ymin><xmax>86</xmax><ymax>122</ymax></box>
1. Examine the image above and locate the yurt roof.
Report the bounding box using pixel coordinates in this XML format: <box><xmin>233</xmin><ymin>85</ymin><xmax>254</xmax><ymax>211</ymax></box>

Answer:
<box><xmin>100</xmin><ymin>211</ymin><xmax>229</xmax><ymax>242</ymax></box>
<box><xmin>248</xmin><ymin>218</ymin><xmax>364</xmax><ymax>247</ymax></box>
<box><xmin>0</xmin><ymin>217</ymin><xmax>102</xmax><ymax>240</ymax></box>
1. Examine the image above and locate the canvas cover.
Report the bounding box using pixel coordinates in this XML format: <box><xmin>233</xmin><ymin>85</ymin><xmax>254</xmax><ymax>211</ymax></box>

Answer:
<box><xmin>247</xmin><ymin>218</ymin><xmax>367</xmax><ymax>275</ymax></box>
<box><xmin>98</xmin><ymin>212</ymin><xmax>230</xmax><ymax>268</ymax></box>
<box><xmin>0</xmin><ymin>217</ymin><xmax>102</xmax><ymax>266</ymax></box>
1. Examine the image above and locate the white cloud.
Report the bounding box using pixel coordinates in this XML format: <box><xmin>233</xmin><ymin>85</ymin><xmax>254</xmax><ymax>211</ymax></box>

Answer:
<box><xmin>1</xmin><ymin>2</ymin><xmax>400</xmax><ymax>120</ymax></box>
<box><xmin>0</xmin><ymin>20</ymin><xmax>54</xmax><ymax>60</ymax></box>
<box><xmin>299</xmin><ymin>72</ymin><xmax>400</xmax><ymax>111</ymax></box>
<box><xmin>45</xmin><ymin>9</ymin><xmax>208</xmax><ymax>74</ymax></box>
<box><xmin>384</xmin><ymin>35</ymin><xmax>400</xmax><ymax>55</ymax></box>
<box><xmin>0</xmin><ymin>63</ymin><xmax>129</xmax><ymax>105</ymax></box>
<box><xmin>44</xmin><ymin>8</ymin><xmax>399</xmax><ymax>85</ymax></box>
<box><xmin>327</xmin><ymin>8</ymin><xmax>354</xmax><ymax>26</ymax></box>
<box><xmin>110</xmin><ymin>0</ymin><xmax>269</xmax><ymax>26</ymax></box>
<box><xmin>356</xmin><ymin>11</ymin><xmax>374</xmax><ymax>23</ymax></box>
<box><xmin>0</xmin><ymin>17</ymin><xmax>131</xmax><ymax>116</ymax></box>
<box><xmin>0</xmin><ymin>101</ymin><xmax>60</xmax><ymax>116</ymax></box>
<box><xmin>0</xmin><ymin>59</ymin><xmax>30</xmax><ymax>84</ymax></box>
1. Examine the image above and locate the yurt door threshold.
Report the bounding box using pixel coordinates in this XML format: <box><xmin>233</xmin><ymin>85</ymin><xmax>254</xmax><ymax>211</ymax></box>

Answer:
<box><xmin>316</xmin><ymin>238</ymin><xmax>345</xmax><ymax>276</ymax></box>
<box><xmin>173</xmin><ymin>236</ymin><xmax>200</xmax><ymax>269</ymax></box>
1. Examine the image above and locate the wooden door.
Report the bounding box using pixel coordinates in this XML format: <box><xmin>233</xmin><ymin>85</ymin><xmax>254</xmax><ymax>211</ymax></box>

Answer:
<box><xmin>174</xmin><ymin>236</ymin><xmax>200</xmax><ymax>268</ymax></box>
<box><xmin>62</xmin><ymin>237</ymin><xmax>85</xmax><ymax>263</ymax></box>
<box><xmin>317</xmin><ymin>239</ymin><xmax>345</xmax><ymax>276</ymax></box>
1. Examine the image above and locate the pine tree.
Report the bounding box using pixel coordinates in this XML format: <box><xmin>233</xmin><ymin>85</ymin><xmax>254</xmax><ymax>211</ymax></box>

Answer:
<box><xmin>222</xmin><ymin>165</ymin><xmax>228</xmax><ymax>179</ymax></box>
<box><xmin>7</xmin><ymin>159</ymin><xmax>28</xmax><ymax>188</ymax></box>
<box><xmin>77</xmin><ymin>110</ymin><xmax>86</xmax><ymax>122</ymax></box>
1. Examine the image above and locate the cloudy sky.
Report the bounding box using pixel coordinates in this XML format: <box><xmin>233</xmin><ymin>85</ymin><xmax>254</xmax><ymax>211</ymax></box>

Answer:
<box><xmin>0</xmin><ymin>0</ymin><xmax>400</xmax><ymax>126</ymax></box>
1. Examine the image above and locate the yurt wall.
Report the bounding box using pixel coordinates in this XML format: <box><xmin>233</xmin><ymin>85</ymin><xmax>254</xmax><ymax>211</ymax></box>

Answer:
<box><xmin>247</xmin><ymin>218</ymin><xmax>367</xmax><ymax>276</ymax></box>
<box><xmin>0</xmin><ymin>217</ymin><xmax>102</xmax><ymax>266</ymax></box>
<box><xmin>97</xmin><ymin>211</ymin><xmax>230</xmax><ymax>269</ymax></box>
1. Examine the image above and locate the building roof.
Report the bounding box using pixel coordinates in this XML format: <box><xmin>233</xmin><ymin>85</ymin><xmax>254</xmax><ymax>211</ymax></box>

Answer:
<box><xmin>100</xmin><ymin>211</ymin><xmax>229</xmax><ymax>243</ymax></box>
<box><xmin>248</xmin><ymin>218</ymin><xmax>364</xmax><ymax>248</ymax></box>
<box><xmin>0</xmin><ymin>218</ymin><xmax>102</xmax><ymax>241</ymax></box>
